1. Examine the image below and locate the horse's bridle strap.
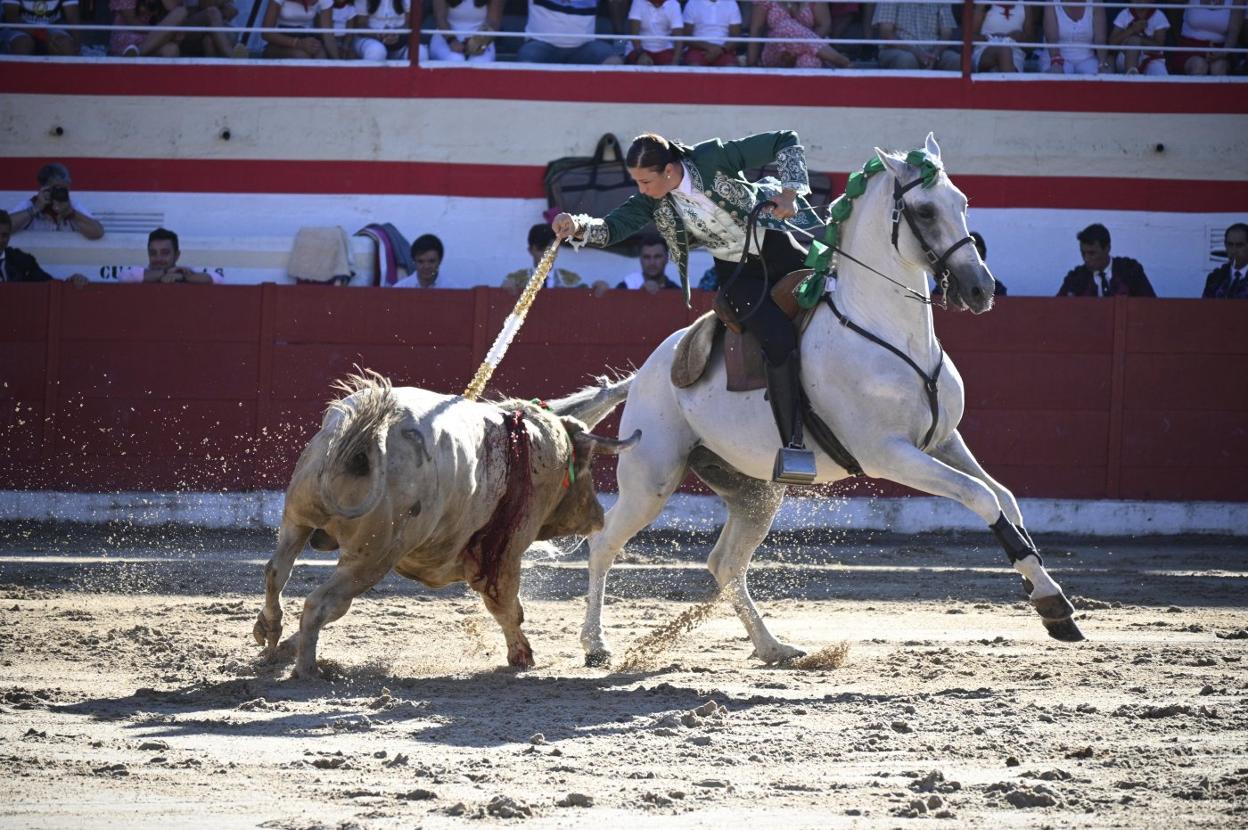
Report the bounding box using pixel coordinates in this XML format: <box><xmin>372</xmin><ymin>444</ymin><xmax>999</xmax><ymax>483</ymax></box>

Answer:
<box><xmin>891</xmin><ymin>176</ymin><xmax>975</xmax><ymax>283</ymax></box>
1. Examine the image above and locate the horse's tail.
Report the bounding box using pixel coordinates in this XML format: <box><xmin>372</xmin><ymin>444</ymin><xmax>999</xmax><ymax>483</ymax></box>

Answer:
<box><xmin>544</xmin><ymin>373</ymin><xmax>635</xmax><ymax>430</ymax></box>
<box><xmin>318</xmin><ymin>369</ymin><xmax>400</xmax><ymax>519</ymax></box>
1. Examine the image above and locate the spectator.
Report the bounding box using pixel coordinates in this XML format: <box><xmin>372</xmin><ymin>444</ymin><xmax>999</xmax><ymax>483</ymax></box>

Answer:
<box><xmin>617</xmin><ymin>235</ymin><xmax>680</xmax><ymax>292</ymax></box>
<box><xmin>109</xmin><ymin>0</ymin><xmax>188</xmax><ymax>57</ymax></box>
<box><xmin>1203</xmin><ymin>223</ymin><xmax>1248</xmax><ymax>298</ymax></box>
<box><xmin>501</xmin><ymin>223</ymin><xmax>585</xmax><ymax>294</ymax></box>
<box><xmin>0</xmin><ymin>0</ymin><xmax>80</xmax><ymax>55</ymax></box>
<box><xmin>1109</xmin><ymin>0</ymin><xmax>1170</xmax><ymax>74</ymax></box>
<box><xmin>180</xmin><ymin>0</ymin><xmax>250</xmax><ymax>57</ymax></box>
<box><xmin>351</xmin><ymin>0</ymin><xmax>411</xmax><ymax>60</ymax></box>
<box><xmin>393</xmin><ymin>234</ymin><xmax>444</xmax><ymax>287</ymax></box>
<box><xmin>625</xmin><ymin>0</ymin><xmax>683</xmax><ymax>65</ymax></box>
<box><xmin>826</xmin><ymin>2</ymin><xmax>865</xmax><ymax>43</ymax></box>
<box><xmin>1169</xmin><ymin>0</ymin><xmax>1244</xmax><ymax>76</ymax></box>
<box><xmin>430</xmin><ymin>0</ymin><xmax>503</xmax><ymax>62</ymax></box>
<box><xmin>682</xmin><ymin>0</ymin><xmax>741</xmax><ymax>65</ymax></box>
<box><xmin>747</xmin><ymin>1</ymin><xmax>850</xmax><ymax>68</ymax></box>
<box><xmin>934</xmin><ymin>231</ymin><xmax>1007</xmax><ymax>296</ymax></box>
<box><xmin>970</xmin><ymin>0</ymin><xmax>1031</xmax><ymax>72</ymax></box>
<box><xmin>873</xmin><ymin>1</ymin><xmax>959</xmax><ymax>70</ymax></box>
<box><xmin>329</xmin><ymin>0</ymin><xmax>357</xmax><ymax>55</ymax></box>
<box><xmin>261</xmin><ymin>0</ymin><xmax>340</xmax><ymax>59</ymax></box>
<box><xmin>1056</xmin><ymin>223</ymin><xmax>1155</xmax><ymax>297</ymax></box>
<box><xmin>0</xmin><ymin>211</ymin><xmax>88</xmax><ymax>286</ymax></box>
<box><xmin>7</xmin><ymin>163</ymin><xmax>105</xmax><ymax>240</ymax></box>
<box><xmin>121</xmin><ymin>227</ymin><xmax>221</xmax><ymax>284</ymax></box>
<box><xmin>516</xmin><ymin>0</ymin><xmax>623</xmax><ymax>64</ymax></box>
<box><xmin>1042</xmin><ymin>0</ymin><xmax>1110</xmax><ymax>74</ymax></box>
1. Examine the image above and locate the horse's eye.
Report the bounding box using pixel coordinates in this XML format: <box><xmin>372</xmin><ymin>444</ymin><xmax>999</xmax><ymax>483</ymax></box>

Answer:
<box><xmin>917</xmin><ymin>205</ymin><xmax>936</xmax><ymax>220</ymax></box>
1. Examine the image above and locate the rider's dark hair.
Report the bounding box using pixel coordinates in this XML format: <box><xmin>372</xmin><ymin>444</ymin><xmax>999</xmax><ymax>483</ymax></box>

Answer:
<box><xmin>148</xmin><ymin>227</ymin><xmax>180</xmax><ymax>252</ymax></box>
<box><xmin>626</xmin><ymin>134</ymin><xmax>679</xmax><ymax>172</ymax></box>
<box><xmin>1225</xmin><ymin>223</ymin><xmax>1248</xmax><ymax>243</ymax></box>
<box><xmin>1077</xmin><ymin>223</ymin><xmax>1111</xmax><ymax>249</ymax></box>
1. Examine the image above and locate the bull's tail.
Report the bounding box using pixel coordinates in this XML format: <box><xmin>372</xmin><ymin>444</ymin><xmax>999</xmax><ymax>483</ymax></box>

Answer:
<box><xmin>545</xmin><ymin>372</ymin><xmax>635</xmax><ymax>430</ymax></box>
<box><xmin>318</xmin><ymin>369</ymin><xmax>400</xmax><ymax>520</ymax></box>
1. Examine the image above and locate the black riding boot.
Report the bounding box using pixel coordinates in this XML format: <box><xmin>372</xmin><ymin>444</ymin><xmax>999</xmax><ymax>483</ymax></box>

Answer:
<box><xmin>765</xmin><ymin>350</ymin><xmax>817</xmax><ymax>485</ymax></box>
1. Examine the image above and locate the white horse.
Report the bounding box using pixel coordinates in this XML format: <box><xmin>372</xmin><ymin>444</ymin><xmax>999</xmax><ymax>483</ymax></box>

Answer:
<box><xmin>581</xmin><ymin>134</ymin><xmax>1084</xmax><ymax>667</ymax></box>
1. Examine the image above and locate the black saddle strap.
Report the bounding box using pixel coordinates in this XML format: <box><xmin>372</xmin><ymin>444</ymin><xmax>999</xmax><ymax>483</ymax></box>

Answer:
<box><xmin>800</xmin><ymin>391</ymin><xmax>864</xmax><ymax>477</ymax></box>
<box><xmin>823</xmin><ymin>294</ymin><xmax>944</xmax><ymax>451</ymax></box>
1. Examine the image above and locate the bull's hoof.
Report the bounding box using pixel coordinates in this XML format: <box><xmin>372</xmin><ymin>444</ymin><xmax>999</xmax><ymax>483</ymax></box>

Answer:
<box><xmin>1031</xmin><ymin>593</ymin><xmax>1086</xmax><ymax>642</ymax></box>
<box><xmin>253</xmin><ymin>614</ymin><xmax>280</xmax><ymax>649</ymax></box>
<box><xmin>1043</xmin><ymin>617</ymin><xmax>1086</xmax><ymax>642</ymax></box>
<box><xmin>584</xmin><ymin>650</ymin><xmax>612</xmax><ymax>668</ymax></box>
<box><xmin>753</xmin><ymin>645</ymin><xmax>807</xmax><ymax>665</ymax></box>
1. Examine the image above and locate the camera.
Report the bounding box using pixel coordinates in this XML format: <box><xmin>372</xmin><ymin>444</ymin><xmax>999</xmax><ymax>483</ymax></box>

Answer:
<box><xmin>49</xmin><ymin>186</ymin><xmax>70</xmax><ymax>203</ymax></box>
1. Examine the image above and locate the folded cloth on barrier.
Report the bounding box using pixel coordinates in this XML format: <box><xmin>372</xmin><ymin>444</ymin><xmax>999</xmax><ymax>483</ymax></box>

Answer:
<box><xmin>288</xmin><ymin>226</ymin><xmax>355</xmax><ymax>284</ymax></box>
<box><xmin>355</xmin><ymin>223</ymin><xmax>416</xmax><ymax>286</ymax></box>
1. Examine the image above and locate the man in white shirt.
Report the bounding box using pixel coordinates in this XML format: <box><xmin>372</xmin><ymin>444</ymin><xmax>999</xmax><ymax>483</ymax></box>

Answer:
<box><xmin>119</xmin><ymin>227</ymin><xmax>221</xmax><ymax>284</ymax></box>
<box><xmin>517</xmin><ymin>0</ymin><xmax>623</xmax><ymax>63</ymax></box>
<box><xmin>682</xmin><ymin>0</ymin><xmax>741</xmax><ymax>65</ymax></box>
<box><xmin>7</xmin><ymin>163</ymin><xmax>104</xmax><ymax>240</ymax></box>
<box><xmin>616</xmin><ymin>235</ymin><xmax>680</xmax><ymax>292</ymax></box>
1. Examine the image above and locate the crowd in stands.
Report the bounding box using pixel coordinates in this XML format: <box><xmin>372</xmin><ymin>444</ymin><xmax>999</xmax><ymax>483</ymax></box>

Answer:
<box><xmin>3</xmin><ymin>0</ymin><xmax>1244</xmax><ymax>74</ymax></box>
<box><xmin>3</xmin><ymin>164</ymin><xmax>1245</xmax><ymax>299</ymax></box>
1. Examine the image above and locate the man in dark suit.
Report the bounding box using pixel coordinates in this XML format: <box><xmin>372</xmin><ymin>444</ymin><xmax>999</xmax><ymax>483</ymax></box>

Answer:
<box><xmin>1056</xmin><ymin>223</ymin><xmax>1156</xmax><ymax>297</ymax></box>
<box><xmin>0</xmin><ymin>210</ymin><xmax>88</xmax><ymax>285</ymax></box>
<box><xmin>1202</xmin><ymin>223</ymin><xmax>1248</xmax><ymax>299</ymax></box>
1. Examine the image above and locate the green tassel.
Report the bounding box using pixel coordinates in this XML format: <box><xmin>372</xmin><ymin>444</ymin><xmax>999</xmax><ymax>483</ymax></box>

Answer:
<box><xmin>794</xmin><ymin>270</ymin><xmax>827</xmax><ymax>309</ymax></box>
<box><xmin>830</xmin><ymin>196</ymin><xmax>853</xmax><ymax>223</ymax></box>
<box><xmin>804</xmin><ymin>239</ymin><xmax>828</xmax><ymax>269</ymax></box>
<box><xmin>844</xmin><ymin>171</ymin><xmax>867</xmax><ymax>199</ymax></box>
<box><xmin>863</xmin><ymin>157</ymin><xmax>884</xmax><ymax>176</ymax></box>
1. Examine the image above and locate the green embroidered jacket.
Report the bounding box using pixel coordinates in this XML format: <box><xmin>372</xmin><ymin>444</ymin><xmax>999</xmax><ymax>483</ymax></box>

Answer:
<box><xmin>572</xmin><ymin>131</ymin><xmax>822</xmax><ymax>306</ymax></box>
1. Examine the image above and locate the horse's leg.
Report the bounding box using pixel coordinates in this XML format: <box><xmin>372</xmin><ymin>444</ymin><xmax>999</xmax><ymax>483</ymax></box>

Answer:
<box><xmin>689</xmin><ymin>448</ymin><xmax>797</xmax><ymax>663</ymax></box>
<box><xmin>871</xmin><ymin>440</ymin><xmax>1084</xmax><ymax>642</ymax></box>
<box><xmin>581</xmin><ymin>431</ymin><xmax>691</xmax><ymax>668</ymax></box>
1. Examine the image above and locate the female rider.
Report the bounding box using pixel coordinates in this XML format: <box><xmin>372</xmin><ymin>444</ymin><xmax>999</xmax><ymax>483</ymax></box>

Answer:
<box><xmin>553</xmin><ymin>130</ymin><xmax>823</xmax><ymax>482</ymax></box>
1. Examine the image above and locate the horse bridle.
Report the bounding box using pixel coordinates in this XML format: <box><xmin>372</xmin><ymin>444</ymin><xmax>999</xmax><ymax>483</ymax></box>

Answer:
<box><xmin>890</xmin><ymin>174</ymin><xmax>977</xmax><ymax>298</ymax></box>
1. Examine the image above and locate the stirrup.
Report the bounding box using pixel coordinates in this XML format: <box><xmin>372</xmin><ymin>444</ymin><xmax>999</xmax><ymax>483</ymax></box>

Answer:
<box><xmin>773</xmin><ymin>444</ymin><xmax>816</xmax><ymax>485</ymax></box>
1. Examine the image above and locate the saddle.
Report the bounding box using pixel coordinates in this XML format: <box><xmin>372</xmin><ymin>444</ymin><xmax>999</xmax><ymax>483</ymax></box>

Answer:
<box><xmin>672</xmin><ymin>269</ymin><xmax>817</xmax><ymax>392</ymax></box>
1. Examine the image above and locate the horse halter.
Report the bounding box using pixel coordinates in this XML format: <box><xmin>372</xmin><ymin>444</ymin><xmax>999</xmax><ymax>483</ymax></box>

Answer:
<box><xmin>890</xmin><ymin>174</ymin><xmax>976</xmax><ymax>295</ymax></box>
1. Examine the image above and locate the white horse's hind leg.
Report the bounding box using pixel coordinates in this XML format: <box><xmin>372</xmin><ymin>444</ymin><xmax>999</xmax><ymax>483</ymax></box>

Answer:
<box><xmin>689</xmin><ymin>448</ymin><xmax>798</xmax><ymax>664</ymax></box>
<box><xmin>871</xmin><ymin>439</ymin><xmax>1083</xmax><ymax>642</ymax></box>
<box><xmin>581</xmin><ymin>422</ymin><xmax>693</xmax><ymax>667</ymax></box>
<box><xmin>930</xmin><ymin>430</ymin><xmax>1062</xmax><ymax>599</ymax></box>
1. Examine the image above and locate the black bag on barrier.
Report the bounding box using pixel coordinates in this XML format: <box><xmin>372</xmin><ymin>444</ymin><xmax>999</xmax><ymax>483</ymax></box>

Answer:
<box><xmin>544</xmin><ymin>133</ymin><xmax>653</xmax><ymax>257</ymax></box>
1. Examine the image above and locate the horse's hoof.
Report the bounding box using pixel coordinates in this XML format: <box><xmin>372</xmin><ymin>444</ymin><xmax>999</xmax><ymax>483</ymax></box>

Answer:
<box><xmin>584</xmin><ymin>650</ymin><xmax>611</xmax><ymax>668</ymax></box>
<box><xmin>1043</xmin><ymin>617</ymin><xmax>1086</xmax><ymax>642</ymax></box>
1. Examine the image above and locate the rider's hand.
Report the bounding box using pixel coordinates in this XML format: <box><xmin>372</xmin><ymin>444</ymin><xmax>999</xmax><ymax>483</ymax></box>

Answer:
<box><xmin>768</xmin><ymin>189</ymin><xmax>797</xmax><ymax>220</ymax></box>
<box><xmin>552</xmin><ymin>212</ymin><xmax>579</xmax><ymax>240</ymax></box>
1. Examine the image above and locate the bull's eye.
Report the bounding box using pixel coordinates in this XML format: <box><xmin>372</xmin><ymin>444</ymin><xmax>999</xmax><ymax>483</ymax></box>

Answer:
<box><xmin>916</xmin><ymin>205</ymin><xmax>936</xmax><ymax>220</ymax></box>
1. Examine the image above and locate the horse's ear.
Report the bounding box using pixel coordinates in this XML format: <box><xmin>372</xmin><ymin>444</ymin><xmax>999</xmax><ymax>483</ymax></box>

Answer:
<box><xmin>924</xmin><ymin>132</ymin><xmax>942</xmax><ymax>160</ymax></box>
<box><xmin>874</xmin><ymin>147</ymin><xmax>909</xmax><ymax>179</ymax></box>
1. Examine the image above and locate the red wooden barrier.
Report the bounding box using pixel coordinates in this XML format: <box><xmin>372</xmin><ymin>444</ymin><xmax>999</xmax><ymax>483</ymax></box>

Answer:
<box><xmin>2</xmin><ymin>283</ymin><xmax>1245</xmax><ymax>501</ymax></box>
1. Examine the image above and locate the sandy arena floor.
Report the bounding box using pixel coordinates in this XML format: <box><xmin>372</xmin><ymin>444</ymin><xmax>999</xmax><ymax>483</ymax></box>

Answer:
<box><xmin>0</xmin><ymin>521</ymin><xmax>1245</xmax><ymax>829</ymax></box>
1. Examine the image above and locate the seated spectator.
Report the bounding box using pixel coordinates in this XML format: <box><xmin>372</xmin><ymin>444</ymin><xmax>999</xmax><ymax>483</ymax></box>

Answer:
<box><xmin>682</xmin><ymin>0</ymin><xmax>741</xmax><ymax>66</ymax></box>
<box><xmin>625</xmin><ymin>0</ymin><xmax>683</xmax><ymax>65</ymax></box>
<box><xmin>0</xmin><ymin>0</ymin><xmax>80</xmax><ymax>55</ymax></box>
<box><xmin>516</xmin><ymin>0</ymin><xmax>623</xmax><ymax>64</ymax></box>
<box><xmin>1041</xmin><ymin>0</ymin><xmax>1110</xmax><ymax>74</ymax></box>
<box><xmin>261</xmin><ymin>0</ymin><xmax>340</xmax><ymax>59</ymax></box>
<box><xmin>1169</xmin><ymin>0</ymin><xmax>1243</xmax><ymax>76</ymax></box>
<box><xmin>971</xmin><ymin>0</ymin><xmax>1031</xmax><ymax>72</ymax></box>
<box><xmin>1056</xmin><ymin>223</ymin><xmax>1155</xmax><ymax>297</ymax></box>
<box><xmin>109</xmin><ymin>0</ymin><xmax>188</xmax><ymax>57</ymax></box>
<box><xmin>933</xmin><ymin>231</ymin><xmax>1007</xmax><ymax>296</ymax></box>
<box><xmin>7</xmin><ymin>163</ymin><xmax>104</xmax><ymax>240</ymax></box>
<box><xmin>827</xmin><ymin>2</ymin><xmax>863</xmax><ymax>41</ymax></box>
<box><xmin>180</xmin><ymin>0</ymin><xmax>250</xmax><ymax>57</ymax></box>
<box><xmin>617</xmin><ymin>235</ymin><xmax>680</xmax><ymax>292</ymax></box>
<box><xmin>120</xmin><ymin>227</ymin><xmax>222</xmax><ymax>284</ymax></box>
<box><xmin>1109</xmin><ymin>0</ymin><xmax>1170</xmax><ymax>74</ymax></box>
<box><xmin>1203</xmin><ymin>223</ymin><xmax>1248</xmax><ymax>298</ymax></box>
<box><xmin>747</xmin><ymin>1</ymin><xmax>850</xmax><ymax>68</ymax></box>
<box><xmin>873</xmin><ymin>1</ymin><xmax>959</xmax><ymax>70</ymax></box>
<box><xmin>430</xmin><ymin>0</ymin><xmax>503</xmax><ymax>62</ymax></box>
<box><xmin>0</xmin><ymin>211</ymin><xmax>88</xmax><ymax>286</ymax></box>
<box><xmin>329</xmin><ymin>0</ymin><xmax>357</xmax><ymax>55</ymax></box>
<box><xmin>501</xmin><ymin>223</ymin><xmax>585</xmax><ymax>294</ymax></box>
<box><xmin>351</xmin><ymin>0</ymin><xmax>411</xmax><ymax>60</ymax></box>
<box><xmin>393</xmin><ymin>234</ymin><xmax>444</xmax><ymax>287</ymax></box>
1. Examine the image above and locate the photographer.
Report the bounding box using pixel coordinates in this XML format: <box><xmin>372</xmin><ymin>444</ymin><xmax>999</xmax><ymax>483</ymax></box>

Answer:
<box><xmin>7</xmin><ymin>163</ymin><xmax>105</xmax><ymax>240</ymax></box>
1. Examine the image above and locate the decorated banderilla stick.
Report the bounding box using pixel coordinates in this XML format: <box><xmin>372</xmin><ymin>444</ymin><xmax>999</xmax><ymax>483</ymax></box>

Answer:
<box><xmin>462</xmin><ymin>238</ymin><xmax>562</xmax><ymax>401</ymax></box>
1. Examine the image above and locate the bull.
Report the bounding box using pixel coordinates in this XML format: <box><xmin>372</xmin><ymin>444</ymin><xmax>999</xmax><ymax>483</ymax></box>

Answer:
<box><xmin>253</xmin><ymin>370</ymin><xmax>636</xmax><ymax>678</ymax></box>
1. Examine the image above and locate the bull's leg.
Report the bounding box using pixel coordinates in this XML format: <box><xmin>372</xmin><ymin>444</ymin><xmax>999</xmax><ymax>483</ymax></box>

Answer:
<box><xmin>581</xmin><ymin>439</ymin><xmax>689</xmax><ymax>668</ymax></box>
<box><xmin>254</xmin><ymin>520</ymin><xmax>314</xmax><ymax>661</ymax></box>
<box><xmin>690</xmin><ymin>448</ymin><xmax>798</xmax><ymax>664</ymax></box>
<box><xmin>874</xmin><ymin>438</ymin><xmax>1083</xmax><ymax>642</ymax></box>
<box><xmin>293</xmin><ymin>555</ymin><xmax>393</xmax><ymax>679</ymax></box>
<box><xmin>477</xmin><ymin>585</ymin><xmax>534</xmax><ymax>670</ymax></box>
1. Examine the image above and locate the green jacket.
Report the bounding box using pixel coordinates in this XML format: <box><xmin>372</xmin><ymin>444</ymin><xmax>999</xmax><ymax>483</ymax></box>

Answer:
<box><xmin>572</xmin><ymin>131</ymin><xmax>821</xmax><ymax>306</ymax></box>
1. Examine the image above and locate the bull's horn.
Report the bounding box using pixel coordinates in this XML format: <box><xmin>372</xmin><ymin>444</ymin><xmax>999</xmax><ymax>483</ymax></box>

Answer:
<box><xmin>583</xmin><ymin>428</ymin><xmax>642</xmax><ymax>455</ymax></box>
